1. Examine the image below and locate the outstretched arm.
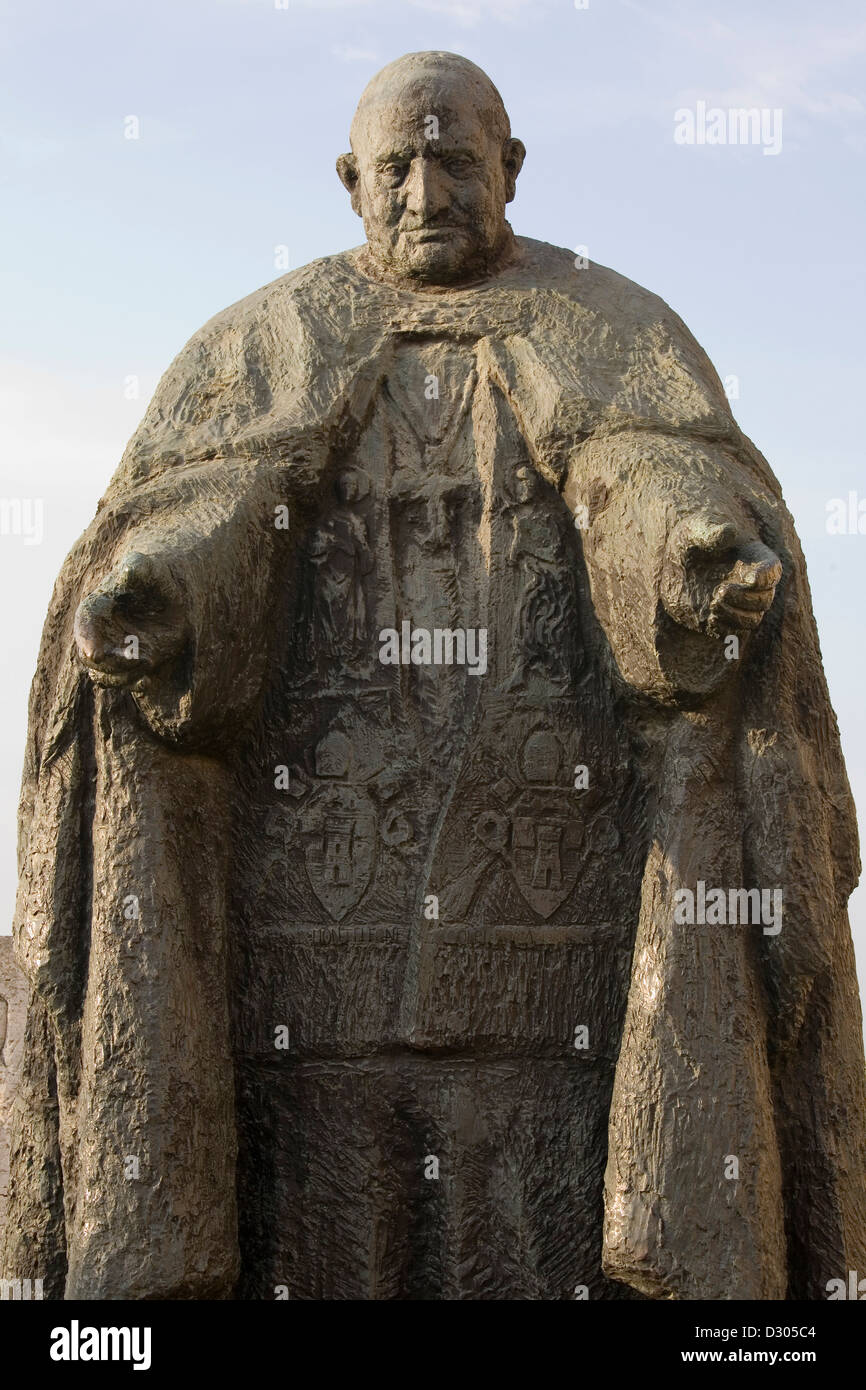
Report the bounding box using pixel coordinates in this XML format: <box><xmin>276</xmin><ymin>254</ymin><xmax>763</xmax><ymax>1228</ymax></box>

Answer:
<box><xmin>565</xmin><ymin>429</ymin><xmax>785</xmax><ymax>702</ymax></box>
<box><xmin>70</xmin><ymin>458</ymin><xmax>294</xmax><ymax>746</ymax></box>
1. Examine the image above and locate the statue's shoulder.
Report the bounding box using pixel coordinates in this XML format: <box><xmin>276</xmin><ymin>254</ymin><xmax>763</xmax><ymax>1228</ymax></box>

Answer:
<box><xmin>512</xmin><ymin>236</ymin><xmax>693</xmax><ymax>340</ymax></box>
<box><xmin>121</xmin><ymin>251</ymin><xmax>368</xmax><ymax>471</ymax></box>
<box><xmin>186</xmin><ymin>249</ymin><xmax>364</xmax><ymax>350</ymax></box>
<box><xmin>510</xmin><ymin>236</ymin><xmax>734</xmax><ymax>437</ymax></box>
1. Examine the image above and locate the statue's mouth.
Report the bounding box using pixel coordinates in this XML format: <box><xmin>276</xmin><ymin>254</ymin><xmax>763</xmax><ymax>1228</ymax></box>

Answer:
<box><xmin>406</xmin><ymin>227</ymin><xmax>460</xmax><ymax>242</ymax></box>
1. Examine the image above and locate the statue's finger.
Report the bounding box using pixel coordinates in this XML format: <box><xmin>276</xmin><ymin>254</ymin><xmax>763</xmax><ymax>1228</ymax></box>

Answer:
<box><xmin>733</xmin><ymin>543</ymin><xmax>782</xmax><ymax>585</ymax></box>
<box><xmin>712</xmin><ymin>598</ymin><xmax>768</xmax><ymax>628</ymax></box>
<box><xmin>743</xmin><ymin>559</ymin><xmax>782</xmax><ymax>589</ymax></box>
<box><xmin>716</xmin><ymin>583</ymin><xmax>774</xmax><ymax>611</ymax></box>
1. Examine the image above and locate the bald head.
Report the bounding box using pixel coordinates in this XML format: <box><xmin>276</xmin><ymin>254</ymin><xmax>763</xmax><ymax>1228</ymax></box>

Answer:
<box><xmin>350</xmin><ymin>51</ymin><xmax>511</xmax><ymax>153</ymax></box>
<box><xmin>337</xmin><ymin>51</ymin><xmax>525</xmax><ymax>288</ymax></box>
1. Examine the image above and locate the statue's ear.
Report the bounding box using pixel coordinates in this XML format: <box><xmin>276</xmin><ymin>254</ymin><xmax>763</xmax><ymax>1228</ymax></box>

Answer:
<box><xmin>336</xmin><ymin>153</ymin><xmax>363</xmax><ymax>216</ymax></box>
<box><xmin>503</xmin><ymin>138</ymin><xmax>526</xmax><ymax>203</ymax></box>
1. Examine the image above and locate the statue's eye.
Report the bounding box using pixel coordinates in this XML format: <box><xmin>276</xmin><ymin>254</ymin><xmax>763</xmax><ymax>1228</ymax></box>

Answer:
<box><xmin>381</xmin><ymin>163</ymin><xmax>408</xmax><ymax>186</ymax></box>
<box><xmin>444</xmin><ymin>157</ymin><xmax>472</xmax><ymax>176</ymax></box>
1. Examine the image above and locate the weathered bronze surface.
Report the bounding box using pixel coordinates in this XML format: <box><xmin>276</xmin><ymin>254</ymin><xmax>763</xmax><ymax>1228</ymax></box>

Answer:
<box><xmin>3</xmin><ymin>52</ymin><xmax>865</xmax><ymax>1301</ymax></box>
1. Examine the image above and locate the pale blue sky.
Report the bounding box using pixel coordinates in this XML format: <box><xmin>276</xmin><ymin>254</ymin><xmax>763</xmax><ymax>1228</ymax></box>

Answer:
<box><xmin>2</xmin><ymin>0</ymin><xmax>865</xmax><ymax>994</ymax></box>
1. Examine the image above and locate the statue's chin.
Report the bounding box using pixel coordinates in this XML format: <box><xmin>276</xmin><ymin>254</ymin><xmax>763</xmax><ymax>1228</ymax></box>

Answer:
<box><xmin>368</xmin><ymin>231</ymin><xmax>497</xmax><ymax>288</ymax></box>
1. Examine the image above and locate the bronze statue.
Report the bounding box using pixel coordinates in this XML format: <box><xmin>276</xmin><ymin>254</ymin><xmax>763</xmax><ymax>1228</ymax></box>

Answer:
<box><xmin>3</xmin><ymin>51</ymin><xmax>865</xmax><ymax>1301</ymax></box>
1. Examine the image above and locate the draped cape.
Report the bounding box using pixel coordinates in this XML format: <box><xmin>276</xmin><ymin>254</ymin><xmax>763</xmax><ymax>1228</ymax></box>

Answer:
<box><xmin>3</xmin><ymin>237</ymin><xmax>864</xmax><ymax>1299</ymax></box>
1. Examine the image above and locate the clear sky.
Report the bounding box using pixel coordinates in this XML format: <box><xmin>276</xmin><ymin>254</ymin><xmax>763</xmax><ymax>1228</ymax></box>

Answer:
<box><xmin>2</xmin><ymin>0</ymin><xmax>865</xmax><ymax>1001</ymax></box>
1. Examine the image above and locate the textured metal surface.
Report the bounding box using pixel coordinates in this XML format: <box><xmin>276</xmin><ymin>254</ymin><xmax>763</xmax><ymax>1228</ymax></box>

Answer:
<box><xmin>2</xmin><ymin>52</ymin><xmax>865</xmax><ymax>1301</ymax></box>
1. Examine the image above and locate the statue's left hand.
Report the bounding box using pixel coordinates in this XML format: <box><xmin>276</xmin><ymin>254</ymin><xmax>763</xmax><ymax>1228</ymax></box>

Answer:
<box><xmin>661</xmin><ymin>515</ymin><xmax>782</xmax><ymax>638</ymax></box>
<box><xmin>73</xmin><ymin>551</ymin><xmax>189</xmax><ymax>686</ymax></box>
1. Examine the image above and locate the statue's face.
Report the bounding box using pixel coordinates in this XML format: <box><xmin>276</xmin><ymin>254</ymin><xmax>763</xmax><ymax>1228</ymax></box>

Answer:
<box><xmin>344</xmin><ymin>87</ymin><xmax>520</xmax><ymax>286</ymax></box>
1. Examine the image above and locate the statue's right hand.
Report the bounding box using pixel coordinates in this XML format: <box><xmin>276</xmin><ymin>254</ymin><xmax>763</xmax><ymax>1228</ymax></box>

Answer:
<box><xmin>73</xmin><ymin>551</ymin><xmax>189</xmax><ymax>686</ymax></box>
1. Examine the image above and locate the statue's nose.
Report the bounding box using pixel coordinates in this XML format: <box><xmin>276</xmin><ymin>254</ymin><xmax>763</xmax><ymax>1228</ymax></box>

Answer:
<box><xmin>403</xmin><ymin>157</ymin><xmax>450</xmax><ymax>220</ymax></box>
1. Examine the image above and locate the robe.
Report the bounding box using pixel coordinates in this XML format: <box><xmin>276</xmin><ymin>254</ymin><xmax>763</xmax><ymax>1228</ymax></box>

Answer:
<box><xmin>3</xmin><ymin>235</ymin><xmax>865</xmax><ymax>1300</ymax></box>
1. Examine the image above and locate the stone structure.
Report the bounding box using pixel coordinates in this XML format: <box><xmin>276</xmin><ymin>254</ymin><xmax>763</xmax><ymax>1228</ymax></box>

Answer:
<box><xmin>2</xmin><ymin>52</ymin><xmax>866</xmax><ymax>1301</ymax></box>
<box><xmin>0</xmin><ymin>937</ymin><xmax>29</xmax><ymax>1240</ymax></box>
